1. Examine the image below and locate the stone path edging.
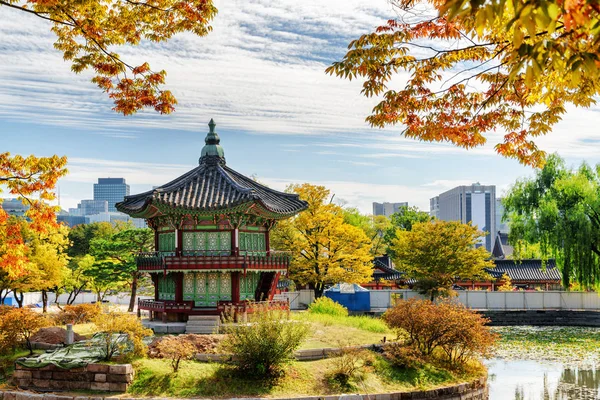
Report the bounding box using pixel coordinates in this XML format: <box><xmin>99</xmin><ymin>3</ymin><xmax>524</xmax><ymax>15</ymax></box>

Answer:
<box><xmin>0</xmin><ymin>376</ymin><xmax>487</xmax><ymax>400</ymax></box>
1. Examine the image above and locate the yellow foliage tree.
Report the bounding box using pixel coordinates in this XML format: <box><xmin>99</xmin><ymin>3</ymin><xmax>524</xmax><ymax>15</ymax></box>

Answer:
<box><xmin>497</xmin><ymin>273</ymin><xmax>514</xmax><ymax>292</ymax></box>
<box><xmin>391</xmin><ymin>220</ymin><xmax>494</xmax><ymax>300</ymax></box>
<box><xmin>271</xmin><ymin>184</ymin><xmax>374</xmax><ymax>298</ymax></box>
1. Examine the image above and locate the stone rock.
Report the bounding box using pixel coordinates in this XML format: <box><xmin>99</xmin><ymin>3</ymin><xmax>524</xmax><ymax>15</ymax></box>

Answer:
<box><xmin>108</xmin><ymin>364</ymin><xmax>132</xmax><ymax>375</ymax></box>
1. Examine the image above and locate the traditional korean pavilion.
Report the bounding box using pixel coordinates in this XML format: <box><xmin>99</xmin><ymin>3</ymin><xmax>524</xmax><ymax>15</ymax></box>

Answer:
<box><xmin>116</xmin><ymin>120</ymin><xmax>307</xmax><ymax>321</ymax></box>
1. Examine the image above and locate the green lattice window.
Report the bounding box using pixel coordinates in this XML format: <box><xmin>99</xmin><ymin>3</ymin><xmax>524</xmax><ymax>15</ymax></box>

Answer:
<box><xmin>240</xmin><ymin>272</ymin><xmax>260</xmax><ymax>301</ymax></box>
<box><xmin>158</xmin><ymin>232</ymin><xmax>175</xmax><ymax>252</ymax></box>
<box><xmin>182</xmin><ymin>271</ymin><xmax>232</xmax><ymax>307</ymax></box>
<box><xmin>157</xmin><ymin>274</ymin><xmax>175</xmax><ymax>300</ymax></box>
<box><xmin>239</xmin><ymin>232</ymin><xmax>266</xmax><ymax>254</ymax></box>
<box><xmin>182</xmin><ymin>231</ymin><xmax>231</xmax><ymax>255</ymax></box>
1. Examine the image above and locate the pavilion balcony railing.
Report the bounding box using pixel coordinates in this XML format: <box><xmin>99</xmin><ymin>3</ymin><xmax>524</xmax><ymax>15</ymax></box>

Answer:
<box><xmin>136</xmin><ymin>250</ymin><xmax>291</xmax><ymax>271</ymax></box>
<box><xmin>138</xmin><ymin>299</ymin><xmax>194</xmax><ymax>312</ymax></box>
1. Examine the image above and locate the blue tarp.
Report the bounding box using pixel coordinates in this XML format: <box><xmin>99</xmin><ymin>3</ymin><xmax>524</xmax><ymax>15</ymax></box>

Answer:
<box><xmin>324</xmin><ymin>283</ymin><xmax>371</xmax><ymax>312</ymax></box>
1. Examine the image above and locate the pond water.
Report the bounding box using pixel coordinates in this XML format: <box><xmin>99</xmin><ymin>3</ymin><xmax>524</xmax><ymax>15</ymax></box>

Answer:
<box><xmin>487</xmin><ymin>359</ymin><xmax>600</xmax><ymax>400</ymax></box>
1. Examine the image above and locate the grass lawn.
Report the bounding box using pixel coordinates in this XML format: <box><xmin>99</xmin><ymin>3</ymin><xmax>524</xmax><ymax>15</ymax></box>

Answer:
<box><xmin>129</xmin><ymin>356</ymin><xmax>484</xmax><ymax>398</ymax></box>
<box><xmin>294</xmin><ymin>312</ymin><xmax>393</xmax><ymax>350</ymax></box>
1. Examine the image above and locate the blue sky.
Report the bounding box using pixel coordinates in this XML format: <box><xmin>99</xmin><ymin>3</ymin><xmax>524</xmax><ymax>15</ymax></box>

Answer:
<box><xmin>2</xmin><ymin>0</ymin><xmax>599</xmax><ymax>213</ymax></box>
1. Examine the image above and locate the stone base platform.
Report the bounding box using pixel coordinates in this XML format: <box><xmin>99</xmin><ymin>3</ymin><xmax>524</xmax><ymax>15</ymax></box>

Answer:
<box><xmin>141</xmin><ymin>319</ymin><xmax>186</xmax><ymax>334</ymax></box>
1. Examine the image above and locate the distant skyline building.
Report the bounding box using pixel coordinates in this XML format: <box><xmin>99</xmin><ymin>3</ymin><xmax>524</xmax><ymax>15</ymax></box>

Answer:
<box><xmin>496</xmin><ymin>198</ymin><xmax>509</xmax><ymax>234</ymax></box>
<box><xmin>1</xmin><ymin>198</ymin><xmax>29</xmax><ymax>217</ymax></box>
<box><xmin>430</xmin><ymin>183</ymin><xmax>496</xmax><ymax>252</ymax></box>
<box><xmin>93</xmin><ymin>178</ymin><xmax>130</xmax><ymax>212</ymax></box>
<box><xmin>372</xmin><ymin>202</ymin><xmax>409</xmax><ymax>217</ymax></box>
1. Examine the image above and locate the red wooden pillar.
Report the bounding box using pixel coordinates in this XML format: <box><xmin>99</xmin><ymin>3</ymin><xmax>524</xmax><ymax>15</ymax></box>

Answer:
<box><xmin>176</xmin><ymin>229</ymin><xmax>183</xmax><ymax>256</ymax></box>
<box><xmin>232</xmin><ymin>228</ymin><xmax>239</xmax><ymax>256</ymax></box>
<box><xmin>265</xmin><ymin>231</ymin><xmax>270</xmax><ymax>256</ymax></box>
<box><xmin>231</xmin><ymin>272</ymin><xmax>240</xmax><ymax>304</ymax></box>
<box><xmin>174</xmin><ymin>272</ymin><xmax>184</xmax><ymax>302</ymax></box>
<box><xmin>154</xmin><ymin>230</ymin><xmax>159</xmax><ymax>252</ymax></box>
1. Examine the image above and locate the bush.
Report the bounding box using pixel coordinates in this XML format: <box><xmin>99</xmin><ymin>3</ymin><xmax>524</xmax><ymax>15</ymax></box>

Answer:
<box><xmin>326</xmin><ymin>347</ymin><xmax>374</xmax><ymax>390</ymax></box>
<box><xmin>308</xmin><ymin>297</ymin><xmax>348</xmax><ymax>317</ymax></box>
<box><xmin>384</xmin><ymin>343</ymin><xmax>425</xmax><ymax>369</ymax></box>
<box><xmin>220</xmin><ymin>305</ymin><xmax>310</xmax><ymax>379</ymax></box>
<box><xmin>92</xmin><ymin>311</ymin><xmax>153</xmax><ymax>361</ymax></box>
<box><xmin>155</xmin><ymin>336</ymin><xmax>197</xmax><ymax>373</ymax></box>
<box><xmin>383</xmin><ymin>299</ymin><xmax>497</xmax><ymax>365</ymax></box>
<box><xmin>0</xmin><ymin>308</ymin><xmax>51</xmax><ymax>355</ymax></box>
<box><xmin>54</xmin><ymin>303</ymin><xmax>102</xmax><ymax>325</ymax></box>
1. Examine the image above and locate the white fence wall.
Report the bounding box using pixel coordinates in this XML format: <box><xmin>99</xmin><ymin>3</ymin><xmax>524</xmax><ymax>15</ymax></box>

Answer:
<box><xmin>280</xmin><ymin>290</ymin><xmax>600</xmax><ymax>311</ymax></box>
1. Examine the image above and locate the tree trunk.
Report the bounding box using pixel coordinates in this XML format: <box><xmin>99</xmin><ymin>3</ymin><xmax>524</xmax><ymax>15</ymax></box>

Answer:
<box><xmin>42</xmin><ymin>290</ymin><xmax>48</xmax><ymax>313</ymax></box>
<box><xmin>128</xmin><ymin>273</ymin><xmax>138</xmax><ymax>313</ymax></box>
<box><xmin>314</xmin><ymin>283</ymin><xmax>324</xmax><ymax>299</ymax></box>
<box><xmin>14</xmin><ymin>291</ymin><xmax>24</xmax><ymax>308</ymax></box>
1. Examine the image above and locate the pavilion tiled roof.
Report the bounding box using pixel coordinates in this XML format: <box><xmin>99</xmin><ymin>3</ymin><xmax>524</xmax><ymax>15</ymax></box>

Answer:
<box><xmin>116</xmin><ymin>120</ymin><xmax>307</xmax><ymax>219</ymax></box>
<box><xmin>484</xmin><ymin>259</ymin><xmax>561</xmax><ymax>282</ymax></box>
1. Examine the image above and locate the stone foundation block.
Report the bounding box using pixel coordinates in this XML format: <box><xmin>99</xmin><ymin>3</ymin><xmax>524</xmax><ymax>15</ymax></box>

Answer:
<box><xmin>107</xmin><ymin>374</ymin><xmax>133</xmax><ymax>383</ymax></box>
<box><xmin>31</xmin><ymin>370</ymin><xmax>53</xmax><ymax>379</ymax></box>
<box><xmin>90</xmin><ymin>382</ymin><xmax>111</xmax><ymax>391</ymax></box>
<box><xmin>108</xmin><ymin>364</ymin><xmax>132</xmax><ymax>375</ymax></box>
<box><xmin>108</xmin><ymin>382</ymin><xmax>128</xmax><ymax>392</ymax></box>
<box><xmin>87</xmin><ymin>364</ymin><xmax>109</xmax><ymax>373</ymax></box>
<box><xmin>94</xmin><ymin>373</ymin><xmax>106</xmax><ymax>382</ymax></box>
<box><xmin>12</xmin><ymin>370</ymin><xmax>32</xmax><ymax>379</ymax></box>
<box><xmin>32</xmin><ymin>379</ymin><xmax>51</xmax><ymax>388</ymax></box>
<box><xmin>17</xmin><ymin>379</ymin><xmax>33</xmax><ymax>388</ymax></box>
<box><xmin>16</xmin><ymin>393</ymin><xmax>43</xmax><ymax>400</ymax></box>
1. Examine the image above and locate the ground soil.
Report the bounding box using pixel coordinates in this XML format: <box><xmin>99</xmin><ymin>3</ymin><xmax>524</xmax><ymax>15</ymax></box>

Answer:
<box><xmin>31</xmin><ymin>327</ymin><xmax>86</xmax><ymax>344</ymax></box>
<box><xmin>148</xmin><ymin>334</ymin><xmax>223</xmax><ymax>357</ymax></box>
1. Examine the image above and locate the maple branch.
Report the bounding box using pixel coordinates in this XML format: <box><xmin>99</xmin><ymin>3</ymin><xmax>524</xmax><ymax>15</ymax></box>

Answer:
<box><xmin>0</xmin><ymin>1</ymin><xmax>75</xmax><ymax>27</ymax></box>
<box><xmin>122</xmin><ymin>0</ymin><xmax>172</xmax><ymax>12</ymax></box>
<box><xmin>0</xmin><ymin>173</ymin><xmax>37</xmax><ymax>182</ymax></box>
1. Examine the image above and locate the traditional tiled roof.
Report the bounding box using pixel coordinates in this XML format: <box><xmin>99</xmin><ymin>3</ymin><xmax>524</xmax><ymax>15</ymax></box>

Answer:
<box><xmin>492</xmin><ymin>232</ymin><xmax>514</xmax><ymax>259</ymax></box>
<box><xmin>116</xmin><ymin>120</ymin><xmax>308</xmax><ymax>219</ymax></box>
<box><xmin>372</xmin><ymin>257</ymin><xmax>403</xmax><ymax>281</ymax></box>
<box><xmin>485</xmin><ymin>259</ymin><xmax>561</xmax><ymax>282</ymax></box>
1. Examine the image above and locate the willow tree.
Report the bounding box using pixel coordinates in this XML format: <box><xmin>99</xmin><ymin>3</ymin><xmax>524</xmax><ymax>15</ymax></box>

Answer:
<box><xmin>271</xmin><ymin>184</ymin><xmax>374</xmax><ymax>298</ymax></box>
<box><xmin>504</xmin><ymin>155</ymin><xmax>600</xmax><ymax>289</ymax></box>
<box><xmin>328</xmin><ymin>0</ymin><xmax>600</xmax><ymax>167</ymax></box>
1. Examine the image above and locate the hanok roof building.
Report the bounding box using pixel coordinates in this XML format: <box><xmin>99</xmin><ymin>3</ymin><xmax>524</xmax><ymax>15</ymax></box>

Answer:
<box><xmin>117</xmin><ymin>120</ymin><xmax>307</xmax><ymax>321</ymax></box>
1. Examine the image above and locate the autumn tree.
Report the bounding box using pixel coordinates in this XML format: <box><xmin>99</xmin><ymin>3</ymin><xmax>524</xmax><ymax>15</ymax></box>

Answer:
<box><xmin>0</xmin><ymin>1</ymin><xmax>217</xmax><ymax>115</ymax></box>
<box><xmin>91</xmin><ymin>228</ymin><xmax>154</xmax><ymax>311</ymax></box>
<box><xmin>0</xmin><ymin>308</ymin><xmax>50</xmax><ymax>355</ymax></box>
<box><xmin>383</xmin><ymin>205</ymin><xmax>433</xmax><ymax>257</ymax></box>
<box><xmin>504</xmin><ymin>154</ymin><xmax>600</xmax><ymax>289</ymax></box>
<box><xmin>271</xmin><ymin>184</ymin><xmax>374</xmax><ymax>298</ymax></box>
<box><xmin>390</xmin><ymin>220</ymin><xmax>493</xmax><ymax>299</ymax></box>
<box><xmin>0</xmin><ymin>153</ymin><xmax>67</xmax><ymax>280</ymax></box>
<box><xmin>497</xmin><ymin>273</ymin><xmax>514</xmax><ymax>291</ymax></box>
<box><xmin>327</xmin><ymin>0</ymin><xmax>600</xmax><ymax>167</ymax></box>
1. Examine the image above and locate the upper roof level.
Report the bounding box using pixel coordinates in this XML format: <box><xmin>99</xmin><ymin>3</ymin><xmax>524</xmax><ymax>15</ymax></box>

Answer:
<box><xmin>116</xmin><ymin>120</ymin><xmax>307</xmax><ymax>220</ymax></box>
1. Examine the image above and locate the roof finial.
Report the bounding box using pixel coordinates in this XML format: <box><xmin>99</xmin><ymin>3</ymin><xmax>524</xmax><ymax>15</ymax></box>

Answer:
<box><xmin>200</xmin><ymin>118</ymin><xmax>225</xmax><ymax>165</ymax></box>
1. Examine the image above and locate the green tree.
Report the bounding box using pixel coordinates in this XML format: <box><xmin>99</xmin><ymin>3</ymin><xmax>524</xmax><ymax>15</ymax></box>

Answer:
<box><xmin>271</xmin><ymin>184</ymin><xmax>374</xmax><ymax>298</ymax></box>
<box><xmin>343</xmin><ymin>208</ymin><xmax>391</xmax><ymax>256</ymax></box>
<box><xmin>384</xmin><ymin>206</ymin><xmax>433</xmax><ymax>258</ymax></box>
<box><xmin>91</xmin><ymin>228</ymin><xmax>154</xmax><ymax>311</ymax></box>
<box><xmin>391</xmin><ymin>220</ymin><xmax>493</xmax><ymax>300</ymax></box>
<box><xmin>327</xmin><ymin>0</ymin><xmax>600</xmax><ymax>167</ymax></box>
<box><xmin>504</xmin><ymin>154</ymin><xmax>600</xmax><ymax>289</ymax></box>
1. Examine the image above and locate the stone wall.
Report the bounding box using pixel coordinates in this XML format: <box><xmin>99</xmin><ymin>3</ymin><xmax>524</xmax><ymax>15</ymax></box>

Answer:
<box><xmin>479</xmin><ymin>310</ymin><xmax>600</xmax><ymax>326</ymax></box>
<box><xmin>12</xmin><ymin>363</ymin><xmax>133</xmax><ymax>392</ymax></box>
<box><xmin>1</xmin><ymin>377</ymin><xmax>487</xmax><ymax>399</ymax></box>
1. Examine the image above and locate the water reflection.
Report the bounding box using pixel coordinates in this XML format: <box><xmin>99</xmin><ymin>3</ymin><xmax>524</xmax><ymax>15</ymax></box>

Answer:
<box><xmin>487</xmin><ymin>359</ymin><xmax>600</xmax><ymax>400</ymax></box>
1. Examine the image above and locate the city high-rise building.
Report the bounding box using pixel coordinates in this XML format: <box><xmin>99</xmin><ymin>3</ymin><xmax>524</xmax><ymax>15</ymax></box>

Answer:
<box><xmin>78</xmin><ymin>199</ymin><xmax>108</xmax><ymax>216</ymax></box>
<box><xmin>496</xmin><ymin>198</ymin><xmax>509</xmax><ymax>234</ymax></box>
<box><xmin>430</xmin><ymin>183</ymin><xmax>496</xmax><ymax>252</ymax></box>
<box><xmin>93</xmin><ymin>178</ymin><xmax>130</xmax><ymax>212</ymax></box>
<box><xmin>373</xmin><ymin>202</ymin><xmax>408</xmax><ymax>217</ymax></box>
